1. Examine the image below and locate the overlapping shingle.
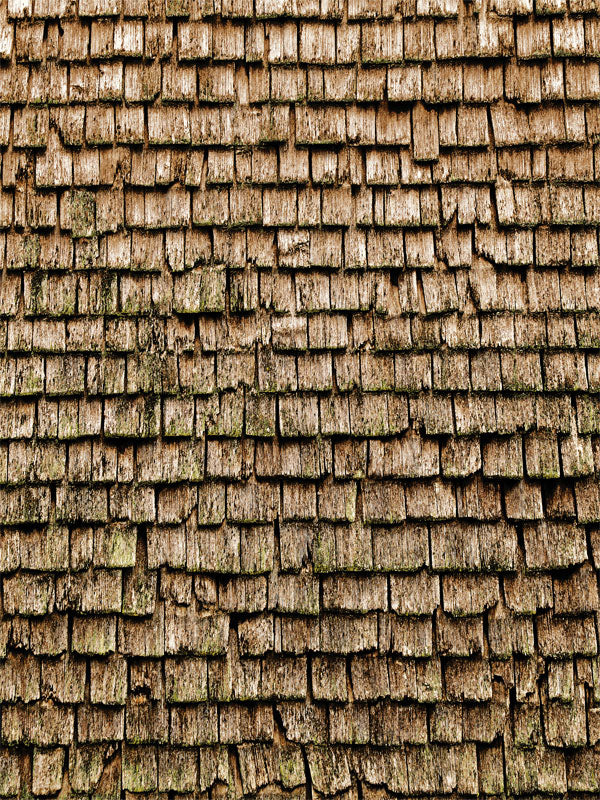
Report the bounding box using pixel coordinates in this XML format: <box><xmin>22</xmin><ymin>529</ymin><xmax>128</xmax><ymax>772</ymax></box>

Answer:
<box><xmin>0</xmin><ymin>0</ymin><xmax>600</xmax><ymax>795</ymax></box>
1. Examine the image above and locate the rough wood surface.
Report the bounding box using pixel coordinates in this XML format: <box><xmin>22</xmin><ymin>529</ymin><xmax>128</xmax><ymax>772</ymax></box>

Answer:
<box><xmin>0</xmin><ymin>0</ymin><xmax>599</xmax><ymax>796</ymax></box>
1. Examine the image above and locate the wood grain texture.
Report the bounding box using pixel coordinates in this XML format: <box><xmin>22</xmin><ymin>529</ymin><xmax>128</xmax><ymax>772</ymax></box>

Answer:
<box><xmin>0</xmin><ymin>0</ymin><xmax>599</xmax><ymax>795</ymax></box>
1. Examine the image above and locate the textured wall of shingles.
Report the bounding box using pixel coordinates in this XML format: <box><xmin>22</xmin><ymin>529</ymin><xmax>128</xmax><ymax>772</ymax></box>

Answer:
<box><xmin>1</xmin><ymin>0</ymin><xmax>600</xmax><ymax>795</ymax></box>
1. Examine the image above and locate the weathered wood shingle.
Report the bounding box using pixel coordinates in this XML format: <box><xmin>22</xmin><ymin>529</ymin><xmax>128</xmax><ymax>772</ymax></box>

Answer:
<box><xmin>0</xmin><ymin>0</ymin><xmax>598</xmax><ymax>793</ymax></box>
